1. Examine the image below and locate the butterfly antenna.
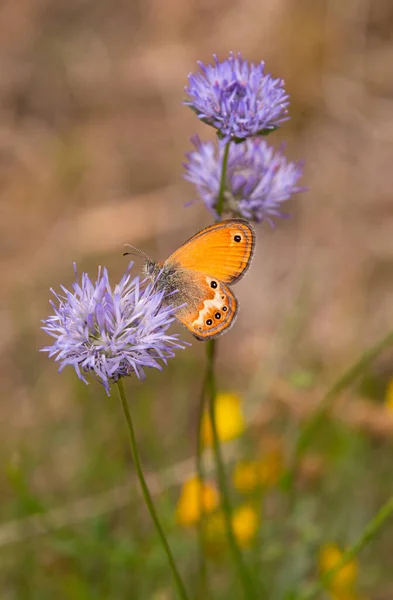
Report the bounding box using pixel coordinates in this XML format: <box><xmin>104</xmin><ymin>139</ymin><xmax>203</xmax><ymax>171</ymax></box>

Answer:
<box><xmin>123</xmin><ymin>244</ymin><xmax>150</xmax><ymax>261</ymax></box>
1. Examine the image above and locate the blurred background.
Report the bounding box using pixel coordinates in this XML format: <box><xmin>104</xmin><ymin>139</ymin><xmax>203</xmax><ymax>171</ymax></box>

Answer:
<box><xmin>1</xmin><ymin>0</ymin><xmax>393</xmax><ymax>598</ymax></box>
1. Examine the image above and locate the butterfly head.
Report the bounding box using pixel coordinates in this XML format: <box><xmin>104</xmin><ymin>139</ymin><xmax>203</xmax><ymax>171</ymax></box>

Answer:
<box><xmin>142</xmin><ymin>258</ymin><xmax>162</xmax><ymax>282</ymax></box>
<box><xmin>123</xmin><ymin>244</ymin><xmax>161</xmax><ymax>282</ymax></box>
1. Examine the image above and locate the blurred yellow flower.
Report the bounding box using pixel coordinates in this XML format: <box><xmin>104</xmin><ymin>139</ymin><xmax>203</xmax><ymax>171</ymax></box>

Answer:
<box><xmin>204</xmin><ymin>504</ymin><xmax>260</xmax><ymax>554</ymax></box>
<box><xmin>232</xmin><ymin>436</ymin><xmax>285</xmax><ymax>496</ymax></box>
<box><xmin>319</xmin><ymin>544</ymin><xmax>358</xmax><ymax>595</ymax></box>
<box><xmin>385</xmin><ymin>377</ymin><xmax>393</xmax><ymax>412</ymax></box>
<box><xmin>233</xmin><ymin>460</ymin><xmax>260</xmax><ymax>494</ymax></box>
<box><xmin>258</xmin><ymin>436</ymin><xmax>284</xmax><ymax>487</ymax></box>
<box><xmin>232</xmin><ymin>504</ymin><xmax>259</xmax><ymax>548</ymax></box>
<box><xmin>201</xmin><ymin>393</ymin><xmax>245</xmax><ymax>447</ymax></box>
<box><xmin>176</xmin><ymin>475</ymin><xmax>219</xmax><ymax>527</ymax></box>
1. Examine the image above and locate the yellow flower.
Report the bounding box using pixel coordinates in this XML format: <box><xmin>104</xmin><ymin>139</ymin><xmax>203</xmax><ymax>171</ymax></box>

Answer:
<box><xmin>204</xmin><ymin>504</ymin><xmax>260</xmax><ymax>554</ymax></box>
<box><xmin>258</xmin><ymin>436</ymin><xmax>284</xmax><ymax>487</ymax></box>
<box><xmin>232</xmin><ymin>504</ymin><xmax>259</xmax><ymax>548</ymax></box>
<box><xmin>232</xmin><ymin>437</ymin><xmax>285</xmax><ymax>496</ymax></box>
<box><xmin>201</xmin><ymin>393</ymin><xmax>245</xmax><ymax>447</ymax></box>
<box><xmin>385</xmin><ymin>377</ymin><xmax>393</xmax><ymax>412</ymax></box>
<box><xmin>176</xmin><ymin>475</ymin><xmax>219</xmax><ymax>527</ymax></box>
<box><xmin>232</xmin><ymin>460</ymin><xmax>260</xmax><ymax>494</ymax></box>
<box><xmin>319</xmin><ymin>544</ymin><xmax>358</xmax><ymax>594</ymax></box>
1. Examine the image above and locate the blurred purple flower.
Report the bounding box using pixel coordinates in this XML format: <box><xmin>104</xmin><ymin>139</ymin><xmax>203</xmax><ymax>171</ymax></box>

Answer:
<box><xmin>184</xmin><ymin>52</ymin><xmax>290</xmax><ymax>141</ymax></box>
<box><xmin>41</xmin><ymin>264</ymin><xmax>185</xmax><ymax>394</ymax></box>
<box><xmin>184</xmin><ymin>136</ymin><xmax>305</xmax><ymax>224</ymax></box>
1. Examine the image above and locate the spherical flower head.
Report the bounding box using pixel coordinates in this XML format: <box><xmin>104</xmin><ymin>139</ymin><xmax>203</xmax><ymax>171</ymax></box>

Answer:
<box><xmin>184</xmin><ymin>135</ymin><xmax>305</xmax><ymax>224</ymax></box>
<box><xmin>41</xmin><ymin>263</ymin><xmax>186</xmax><ymax>394</ymax></box>
<box><xmin>184</xmin><ymin>52</ymin><xmax>290</xmax><ymax>141</ymax></box>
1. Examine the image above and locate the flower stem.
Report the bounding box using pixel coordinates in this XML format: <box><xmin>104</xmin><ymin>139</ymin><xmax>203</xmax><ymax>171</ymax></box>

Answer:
<box><xmin>300</xmin><ymin>494</ymin><xmax>393</xmax><ymax>600</ymax></box>
<box><xmin>206</xmin><ymin>340</ymin><xmax>256</xmax><ymax>598</ymax></box>
<box><xmin>300</xmin><ymin>330</ymin><xmax>393</xmax><ymax>453</ymax></box>
<box><xmin>199</xmin><ymin>138</ymin><xmax>255</xmax><ymax>597</ymax></box>
<box><xmin>195</xmin><ymin>139</ymin><xmax>232</xmax><ymax>597</ymax></box>
<box><xmin>215</xmin><ymin>141</ymin><xmax>231</xmax><ymax>216</ymax></box>
<box><xmin>116</xmin><ymin>379</ymin><xmax>190</xmax><ymax>600</ymax></box>
<box><xmin>195</xmin><ymin>374</ymin><xmax>209</xmax><ymax>598</ymax></box>
<box><xmin>286</xmin><ymin>330</ymin><xmax>393</xmax><ymax>494</ymax></box>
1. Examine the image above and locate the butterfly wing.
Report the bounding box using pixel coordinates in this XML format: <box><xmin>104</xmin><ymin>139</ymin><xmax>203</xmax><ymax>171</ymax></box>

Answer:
<box><xmin>166</xmin><ymin>219</ymin><xmax>255</xmax><ymax>284</ymax></box>
<box><xmin>173</xmin><ymin>271</ymin><xmax>238</xmax><ymax>340</ymax></box>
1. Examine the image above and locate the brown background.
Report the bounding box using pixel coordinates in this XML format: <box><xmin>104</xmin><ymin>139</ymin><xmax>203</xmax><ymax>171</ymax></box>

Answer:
<box><xmin>1</xmin><ymin>0</ymin><xmax>393</xmax><ymax>455</ymax></box>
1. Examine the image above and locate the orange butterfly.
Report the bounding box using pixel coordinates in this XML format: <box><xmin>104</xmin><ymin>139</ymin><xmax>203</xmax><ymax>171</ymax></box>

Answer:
<box><xmin>126</xmin><ymin>219</ymin><xmax>255</xmax><ymax>340</ymax></box>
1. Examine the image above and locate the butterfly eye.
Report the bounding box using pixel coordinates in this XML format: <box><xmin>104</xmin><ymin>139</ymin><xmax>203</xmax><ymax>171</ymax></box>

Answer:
<box><xmin>234</xmin><ymin>234</ymin><xmax>242</xmax><ymax>242</ymax></box>
<box><xmin>222</xmin><ymin>306</ymin><xmax>227</xmax><ymax>312</ymax></box>
<box><xmin>215</xmin><ymin>312</ymin><xmax>221</xmax><ymax>319</ymax></box>
<box><xmin>210</xmin><ymin>281</ymin><xmax>218</xmax><ymax>289</ymax></box>
<box><xmin>206</xmin><ymin>319</ymin><xmax>213</xmax><ymax>326</ymax></box>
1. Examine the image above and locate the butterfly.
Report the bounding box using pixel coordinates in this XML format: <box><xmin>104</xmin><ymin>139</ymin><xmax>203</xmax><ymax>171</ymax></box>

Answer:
<box><xmin>125</xmin><ymin>219</ymin><xmax>255</xmax><ymax>340</ymax></box>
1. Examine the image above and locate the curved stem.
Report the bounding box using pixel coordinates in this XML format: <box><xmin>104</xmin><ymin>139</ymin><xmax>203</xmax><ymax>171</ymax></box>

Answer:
<box><xmin>116</xmin><ymin>379</ymin><xmax>190</xmax><ymax>600</ymax></box>
<box><xmin>286</xmin><ymin>331</ymin><xmax>393</xmax><ymax>495</ymax></box>
<box><xmin>298</xmin><ymin>330</ymin><xmax>393</xmax><ymax>455</ymax></box>
<box><xmin>195</xmin><ymin>373</ymin><xmax>208</xmax><ymax>598</ymax></box>
<box><xmin>301</xmin><ymin>495</ymin><xmax>393</xmax><ymax>600</ymax></box>
<box><xmin>206</xmin><ymin>340</ymin><xmax>256</xmax><ymax>598</ymax></box>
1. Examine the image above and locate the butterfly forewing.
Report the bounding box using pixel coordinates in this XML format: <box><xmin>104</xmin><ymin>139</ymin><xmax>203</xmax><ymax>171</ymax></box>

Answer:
<box><xmin>166</xmin><ymin>219</ymin><xmax>255</xmax><ymax>284</ymax></box>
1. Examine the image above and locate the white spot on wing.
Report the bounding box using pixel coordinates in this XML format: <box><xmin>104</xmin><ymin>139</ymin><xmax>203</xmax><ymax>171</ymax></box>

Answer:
<box><xmin>193</xmin><ymin>278</ymin><xmax>226</xmax><ymax>328</ymax></box>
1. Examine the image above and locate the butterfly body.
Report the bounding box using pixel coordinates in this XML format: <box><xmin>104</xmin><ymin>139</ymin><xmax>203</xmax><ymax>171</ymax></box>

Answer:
<box><xmin>142</xmin><ymin>219</ymin><xmax>255</xmax><ymax>340</ymax></box>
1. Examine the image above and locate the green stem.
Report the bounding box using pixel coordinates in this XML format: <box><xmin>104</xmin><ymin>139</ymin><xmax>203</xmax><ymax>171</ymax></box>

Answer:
<box><xmin>116</xmin><ymin>380</ymin><xmax>190</xmax><ymax>600</ymax></box>
<box><xmin>206</xmin><ymin>340</ymin><xmax>256</xmax><ymax>598</ymax></box>
<box><xmin>215</xmin><ymin>141</ymin><xmax>231</xmax><ymax>216</ymax></box>
<box><xmin>194</xmin><ymin>138</ymin><xmax>233</xmax><ymax>596</ymax></box>
<box><xmin>201</xmin><ymin>138</ymin><xmax>255</xmax><ymax>596</ymax></box>
<box><xmin>288</xmin><ymin>331</ymin><xmax>393</xmax><ymax>486</ymax></box>
<box><xmin>301</xmin><ymin>495</ymin><xmax>393</xmax><ymax>600</ymax></box>
<box><xmin>195</xmin><ymin>373</ymin><xmax>208</xmax><ymax>598</ymax></box>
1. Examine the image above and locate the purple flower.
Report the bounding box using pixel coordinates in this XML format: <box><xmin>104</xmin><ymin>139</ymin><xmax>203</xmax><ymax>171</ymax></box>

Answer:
<box><xmin>184</xmin><ymin>52</ymin><xmax>290</xmax><ymax>141</ymax></box>
<box><xmin>41</xmin><ymin>263</ymin><xmax>186</xmax><ymax>394</ymax></box>
<box><xmin>184</xmin><ymin>136</ymin><xmax>305</xmax><ymax>224</ymax></box>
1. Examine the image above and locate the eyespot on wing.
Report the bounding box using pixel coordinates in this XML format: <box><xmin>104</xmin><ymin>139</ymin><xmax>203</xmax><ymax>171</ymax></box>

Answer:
<box><xmin>175</xmin><ymin>276</ymin><xmax>238</xmax><ymax>340</ymax></box>
<box><xmin>166</xmin><ymin>218</ymin><xmax>255</xmax><ymax>284</ymax></box>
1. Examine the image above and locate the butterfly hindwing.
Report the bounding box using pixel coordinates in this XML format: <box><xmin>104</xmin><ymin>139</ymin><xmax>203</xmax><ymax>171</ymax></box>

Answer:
<box><xmin>166</xmin><ymin>219</ymin><xmax>255</xmax><ymax>284</ymax></box>
<box><xmin>174</xmin><ymin>271</ymin><xmax>238</xmax><ymax>340</ymax></box>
